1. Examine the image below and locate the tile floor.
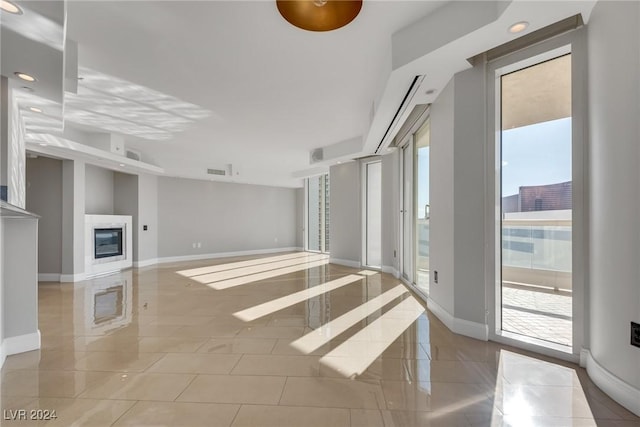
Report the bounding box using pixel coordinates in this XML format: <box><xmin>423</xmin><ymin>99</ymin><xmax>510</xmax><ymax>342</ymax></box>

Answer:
<box><xmin>1</xmin><ymin>251</ymin><xmax>638</xmax><ymax>426</ymax></box>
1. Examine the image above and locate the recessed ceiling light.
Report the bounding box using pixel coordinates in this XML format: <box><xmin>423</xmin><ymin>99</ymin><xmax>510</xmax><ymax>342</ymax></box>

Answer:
<box><xmin>1</xmin><ymin>0</ymin><xmax>22</xmax><ymax>14</ymax></box>
<box><xmin>29</xmin><ymin>107</ymin><xmax>43</xmax><ymax>113</ymax></box>
<box><xmin>15</xmin><ymin>72</ymin><xmax>36</xmax><ymax>82</ymax></box>
<box><xmin>119</xmin><ymin>163</ymin><xmax>125</xmax><ymax>167</ymax></box>
<box><xmin>39</xmin><ymin>143</ymin><xmax>47</xmax><ymax>147</ymax></box>
<box><xmin>508</xmin><ymin>21</ymin><xmax>529</xmax><ymax>34</ymax></box>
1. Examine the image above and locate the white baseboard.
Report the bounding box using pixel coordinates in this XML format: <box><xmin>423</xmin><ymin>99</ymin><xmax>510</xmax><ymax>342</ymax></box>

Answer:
<box><xmin>157</xmin><ymin>247</ymin><xmax>302</xmax><ymax>265</ymax></box>
<box><xmin>382</xmin><ymin>265</ymin><xmax>400</xmax><ymax>278</ymax></box>
<box><xmin>133</xmin><ymin>258</ymin><xmax>159</xmax><ymax>268</ymax></box>
<box><xmin>579</xmin><ymin>348</ymin><xmax>589</xmax><ymax>368</ymax></box>
<box><xmin>583</xmin><ymin>349</ymin><xmax>640</xmax><ymax>416</ymax></box>
<box><xmin>427</xmin><ymin>297</ymin><xmax>488</xmax><ymax>341</ymax></box>
<box><xmin>453</xmin><ymin>316</ymin><xmax>489</xmax><ymax>341</ymax></box>
<box><xmin>60</xmin><ymin>273</ymin><xmax>86</xmax><ymax>283</ymax></box>
<box><xmin>329</xmin><ymin>258</ymin><xmax>361</xmax><ymax>269</ymax></box>
<box><xmin>427</xmin><ymin>296</ymin><xmax>455</xmax><ymax>329</ymax></box>
<box><xmin>3</xmin><ymin>330</ymin><xmax>41</xmax><ymax>357</ymax></box>
<box><xmin>38</xmin><ymin>273</ymin><xmax>61</xmax><ymax>282</ymax></box>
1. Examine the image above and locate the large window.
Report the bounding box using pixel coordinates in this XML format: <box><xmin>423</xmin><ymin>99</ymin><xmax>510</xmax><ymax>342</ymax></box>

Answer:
<box><xmin>498</xmin><ymin>53</ymin><xmax>573</xmax><ymax>348</ymax></box>
<box><xmin>399</xmin><ymin>112</ymin><xmax>430</xmax><ymax>296</ymax></box>
<box><xmin>307</xmin><ymin>174</ymin><xmax>330</xmax><ymax>253</ymax></box>
<box><xmin>364</xmin><ymin>161</ymin><xmax>382</xmax><ymax>268</ymax></box>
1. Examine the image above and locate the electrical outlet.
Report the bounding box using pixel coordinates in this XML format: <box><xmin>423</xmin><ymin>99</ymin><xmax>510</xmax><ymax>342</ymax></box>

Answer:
<box><xmin>393</xmin><ymin>250</ymin><xmax>397</xmax><ymax>258</ymax></box>
<box><xmin>434</xmin><ymin>270</ymin><xmax>438</xmax><ymax>284</ymax></box>
<box><xmin>192</xmin><ymin>243</ymin><xmax>196</xmax><ymax>249</ymax></box>
<box><xmin>631</xmin><ymin>322</ymin><xmax>640</xmax><ymax>348</ymax></box>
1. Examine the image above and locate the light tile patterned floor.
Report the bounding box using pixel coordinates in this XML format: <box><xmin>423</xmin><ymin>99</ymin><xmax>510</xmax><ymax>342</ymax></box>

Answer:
<box><xmin>1</xmin><ymin>252</ymin><xmax>637</xmax><ymax>426</ymax></box>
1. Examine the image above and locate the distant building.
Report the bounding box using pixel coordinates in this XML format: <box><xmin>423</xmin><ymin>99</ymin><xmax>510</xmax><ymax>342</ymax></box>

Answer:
<box><xmin>503</xmin><ymin>181</ymin><xmax>572</xmax><ymax>213</ymax></box>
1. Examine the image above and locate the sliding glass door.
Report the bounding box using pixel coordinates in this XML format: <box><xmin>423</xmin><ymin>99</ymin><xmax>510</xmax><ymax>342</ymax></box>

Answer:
<box><xmin>307</xmin><ymin>174</ymin><xmax>330</xmax><ymax>253</ymax></box>
<box><xmin>401</xmin><ymin>141</ymin><xmax>414</xmax><ymax>283</ymax></box>
<box><xmin>415</xmin><ymin>118</ymin><xmax>430</xmax><ymax>295</ymax></box>
<box><xmin>499</xmin><ymin>53</ymin><xmax>573</xmax><ymax>348</ymax></box>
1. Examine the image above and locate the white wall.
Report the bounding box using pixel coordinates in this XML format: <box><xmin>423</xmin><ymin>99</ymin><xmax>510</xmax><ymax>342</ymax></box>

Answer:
<box><xmin>429</xmin><ymin>77</ymin><xmax>455</xmax><ymax>315</ymax></box>
<box><xmin>137</xmin><ymin>173</ymin><xmax>158</xmax><ymax>264</ymax></box>
<box><xmin>329</xmin><ymin>162</ymin><xmax>361</xmax><ymax>266</ymax></box>
<box><xmin>26</xmin><ymin>156</ymin><xmax>63</xmax><ymax>276</ymax></box>
<box><xmin>452</xmin><ymin>66</ymin><xmax>487</xmax><ymax>326</ymax></box>
<box><xmin>61</xmin><ymin>159</ymin><xmax>85</xmax><ymax>280</ymax></box>
<box><xmin>85</xmin><ymin>164</ymin><xmax>114</xmax><ymax>215</ymax></box>
<box><xmin>381</xmin><ymin>150</ymin><xmax>399</xmax><ymax>274</ymax></box>
<box><xmin>113</xmin><ymin>172</ymin><xmax>138</xmax><ymax>259</ymax></box>
<box><xmin>587</xmin><ymin>0</ymin><xmax>640</xmax><ymax>395</ymax></box>
<box><xmin>157</xmin><ymin>177</ymin><xmax>298</xmax><ymax>258</ymax></box>
<box><xmin>295</xmin><ymin>187</ymin><xmax>304</xmax><ymax>249</ymax></box>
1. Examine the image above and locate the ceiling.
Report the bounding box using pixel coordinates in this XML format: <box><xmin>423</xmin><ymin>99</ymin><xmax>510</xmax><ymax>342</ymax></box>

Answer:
<box><xmin>7</xmin><ymin>1</ymin><xmax>597</xmax><ymax>188</ymax></box>
<box><xmin>61</xmin><ymin>1</ymin><xmax>446</xmax><ymax>187</ymax></box>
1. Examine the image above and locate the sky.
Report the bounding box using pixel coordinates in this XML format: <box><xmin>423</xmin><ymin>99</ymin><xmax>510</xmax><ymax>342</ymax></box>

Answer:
<box><xmin>415</xmin><ymin>117</ymin><xmax>572</xmax><ymax>215</ymax></box>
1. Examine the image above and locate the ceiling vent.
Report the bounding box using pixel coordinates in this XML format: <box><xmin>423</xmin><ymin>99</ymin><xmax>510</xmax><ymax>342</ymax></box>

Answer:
<box><xmin>375</xmin><ymin>75</ymin><xmax>425</xmax><ymax>154</ymax></box>
<box><xmin>207</xmin><ymin>168</ymin><xmax>227</xmax><ymax>176</ymax></box>
<box><xmin>125</xmin><ymin>149</ymin><xmax>141</xmax><ymax>162</ymax></box>
<box><xmin>310</xmin><ymin>148</ymin><xmax>324</xmax><ymax>164</ymax></box>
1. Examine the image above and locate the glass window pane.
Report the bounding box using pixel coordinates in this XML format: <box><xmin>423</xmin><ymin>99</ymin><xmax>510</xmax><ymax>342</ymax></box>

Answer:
<box><xmin>415</xmin><ymin>118</ymin><xmax>430</xmax><ymax>294</ymax></box>
<box><xmin>500</xmin><ymin>54</ymin><xmax>573</xmax><ymax>347</ymax></box>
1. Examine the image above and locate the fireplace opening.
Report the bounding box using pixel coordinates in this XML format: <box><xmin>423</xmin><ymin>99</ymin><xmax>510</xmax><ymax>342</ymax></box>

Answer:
<box><xmin>94</xmin><ymin>228</ymin><xmax>123</xmax><ymax>259</ymax></box>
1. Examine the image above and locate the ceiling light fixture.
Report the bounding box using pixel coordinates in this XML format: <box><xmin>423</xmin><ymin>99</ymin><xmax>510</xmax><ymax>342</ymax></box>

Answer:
<box><xmin>15</xmin><ymin>72</ymin><xmax>36</xmax><ymax>82</ymax></box>
<box><xmin>1</xmin><ymin>0</ymin><xmax>22</xmax><ymax>14</ymax></box>
<box><xmin>276</xmin><ymin>0</ymin><xmax>362</xmax><ymax>32</ymax></box>
<box><xmin>39</xmin><ymin>143</ymin><xmax>47</xmax><ymax>147</ymax></box>
<box><xmin>29</xmin><ymin>107</ymin><xmax>43</xmax><ymax>113</ymax></box>
<box><xmin>508</xmin><ymin>21</ymin><xmax>529</xmax><ymax>34</ymax></box>
<box><xmin>119</xmin><ymin>163</ymin><xmax>125</xmax><ymax>167</ymax></box>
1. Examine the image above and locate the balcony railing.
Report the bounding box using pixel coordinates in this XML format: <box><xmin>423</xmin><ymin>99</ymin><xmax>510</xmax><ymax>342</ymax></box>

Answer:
<box><xmin>416</xmin><ymin>209</ymin><xmax>572</xmax><ymax>291</ymax></box>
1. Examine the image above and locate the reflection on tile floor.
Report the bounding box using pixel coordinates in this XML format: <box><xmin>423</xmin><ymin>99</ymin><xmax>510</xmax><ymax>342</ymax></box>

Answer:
<box><xmin>2</xmin><ymin>252</ymin><xmax>638</xmax><ymax>426</ymax></box>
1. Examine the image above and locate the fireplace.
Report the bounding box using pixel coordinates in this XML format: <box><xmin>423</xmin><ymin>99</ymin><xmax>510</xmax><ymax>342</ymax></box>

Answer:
<box><xmin>94</xmin><ymin>228</ymin><xmax>123</xmax><ymax>259</ymax></box>
<box><xmin>85</xmin><ymin>215</ymin><xmax>132</xmax><ymax>278</ymax></box>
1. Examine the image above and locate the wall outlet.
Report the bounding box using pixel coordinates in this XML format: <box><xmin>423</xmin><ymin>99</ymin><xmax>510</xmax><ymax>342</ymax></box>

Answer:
<box><xmin>197</xmin><ymin>242</ymin><xmax>202</xmax><ymax>248</ymax></box>
<box><xmin>434</xmin><ymin>270</ymin><xmax>438</xmax><ymax>284</ymax></box>
<box><xmin>192</xmin><ymin>243</ymin><xmax>196</xmax><ymax>249</ymax></box>
<box><xmin>393</xmin><ymin>250</ymin><xmax>397</xmax><ymax>258</ymax></box>
<box><xmin>143</xmin><ymin>225</ymin><xmax>148</xmax><ymax>231</ymax></box>
<box><xmin>631</xmin><ymin>322</ymin><xmax>640</xmax><ymax>348</ymax></box>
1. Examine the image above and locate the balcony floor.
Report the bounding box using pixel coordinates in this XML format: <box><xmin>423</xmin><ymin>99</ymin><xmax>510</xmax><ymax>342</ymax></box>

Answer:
<box><xmin>502</xmin><ymin>286</ymin><xmax>572</xmax><ymax>347</ymax></box>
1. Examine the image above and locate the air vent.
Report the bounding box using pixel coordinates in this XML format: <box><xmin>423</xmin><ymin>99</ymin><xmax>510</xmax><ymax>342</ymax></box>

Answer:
<box><xmin>310</xmin><ymin>148</ymin><xmax>324</xmax><ymax>163</ymax></box>
<box><xmin>125</xmin><ymin>149</ymin><xmax>141</xmax><ymax>162</ymax></box>
<box><xmin>207</xmin><ymin>168</ymin><xmax>227</xmax><ymax>176</ymax></box>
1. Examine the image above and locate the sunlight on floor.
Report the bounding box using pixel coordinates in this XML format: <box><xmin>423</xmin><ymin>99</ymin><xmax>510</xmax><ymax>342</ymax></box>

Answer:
<box><xmin>177</xmin><ymin>252</ymin><xmax>313</xmax><ymax>277</ymax></box>
<box><xmin>186</xmin><ymin>254</ymin><xmax>327</xmax><ymax>284</ymax></box>
<box><xmin>319</xmin><ymin>295</ymin><xmax>425</xmax><ymax>378</ymax></box>
<box><xmin>233</xmin><ymin>274</ymin><xmax>365</xmax><ymax>322</ymax></box>
<box><xmin>206</xmin><ymin>258</ymin><xmax>330</xmax><ymax>290</ymax></box>
<box><xmin>290</xmin><ymin>284</ymin><xmax>408</xmax><ymax>354</ymax></box>
<box><xmin>491</xmin><ymin>350</ymin><xmax>596</xmax><ymax>425</ymax></box>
